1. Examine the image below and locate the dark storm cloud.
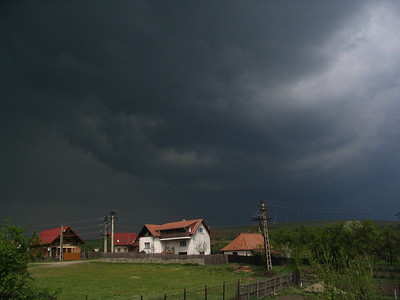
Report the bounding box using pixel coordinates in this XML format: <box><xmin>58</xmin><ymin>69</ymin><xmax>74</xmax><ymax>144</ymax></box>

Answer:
<box><xmin>1</xmin><ymin>1</ymin><xmax>400</xmax><ymax>235</ymax></box>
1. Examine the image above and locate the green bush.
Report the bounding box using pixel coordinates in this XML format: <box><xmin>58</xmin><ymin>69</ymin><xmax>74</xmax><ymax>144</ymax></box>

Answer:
<box><xmin>0</xmin><ymin>219</ymin><xmax>53</xmax><ymax>299</ymax></box>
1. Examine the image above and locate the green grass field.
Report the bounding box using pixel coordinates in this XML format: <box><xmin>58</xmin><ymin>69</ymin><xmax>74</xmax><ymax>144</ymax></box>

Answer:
<box><xmin>29</xmin><ymin>261</ymin><xmax>268</xmax><ymax>300</ymax></box>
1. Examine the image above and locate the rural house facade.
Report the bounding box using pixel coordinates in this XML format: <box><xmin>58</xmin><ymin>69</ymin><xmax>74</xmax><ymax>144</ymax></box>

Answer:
<box><xmin>38</xmin><ymin>226</ymin><xmax>84</xmax><ymax>260</ymax></box>
<box><xmin>111</xmin><ymin>232</ymin><xmax>138</xmax><ymax>253</ymax></box>
<box><xmin>220</xmin><ymin>233</ymin><xmax>264</xmax><ymax>256</ymax></box>
<box><xmin>137</xmin><ymin>219</ymin><xmax>211</xmax><ymax>255</ymax></box>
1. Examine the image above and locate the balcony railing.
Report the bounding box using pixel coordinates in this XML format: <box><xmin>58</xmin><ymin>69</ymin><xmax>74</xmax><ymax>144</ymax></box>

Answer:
<box><xmin>159</xmin><ymin>232</ymin><xmax>191</xmax><ymax>240</ymax></box>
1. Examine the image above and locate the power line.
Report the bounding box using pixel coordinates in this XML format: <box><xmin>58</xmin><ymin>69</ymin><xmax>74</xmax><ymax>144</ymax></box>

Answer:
<box><xmin>29</xmin><ymin>218</ymin><xmax>100</xmax><ymax>229</ymax></box>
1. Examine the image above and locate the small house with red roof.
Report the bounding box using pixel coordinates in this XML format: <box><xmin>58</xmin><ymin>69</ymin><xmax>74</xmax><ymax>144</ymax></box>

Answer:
<box><xmin>137</xmin><ymin>219</ymin><xmax>210</xmax><ymax>255</ymax></box>
<box><xmin>38</xmin><ymin>226</ymin><xmax>84</xmax><ymax>260</ymax></box>
<box><xmin>110</xmin><ymin>232</ymin><xmax>138</xmax><ymax>253</ymax></box>
<box><xmin>220</xmin><ymin>233</ymin><xmax>265</xmax><ymax>256</ymax></box>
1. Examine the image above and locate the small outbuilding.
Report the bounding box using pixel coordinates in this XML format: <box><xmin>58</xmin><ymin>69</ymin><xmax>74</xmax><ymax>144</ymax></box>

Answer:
<box><xmin>220</xmin><ymin>233</ymin><xmax>264</xmax><ymax>256</ymax></box>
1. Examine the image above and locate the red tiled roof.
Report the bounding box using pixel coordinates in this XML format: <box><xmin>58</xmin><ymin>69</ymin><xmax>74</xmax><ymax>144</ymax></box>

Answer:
<box><xmin>38</xmin><ymin>226</ymin><xmax>84</xmax><ymax>245</ymax></box>
<box><xmin>220</xmin><ymin>233</ymin><xmax>264</xmax><ymax>252</ymax></box>
<box><xmin>113</xmin><ymin>233</ymin><xmax>137</xmax><ymax>246</ymax></box>
<box><xmin>140</xmin><ymin>219</ymin><xmax>206</xmax><ymax>237</ymax></box>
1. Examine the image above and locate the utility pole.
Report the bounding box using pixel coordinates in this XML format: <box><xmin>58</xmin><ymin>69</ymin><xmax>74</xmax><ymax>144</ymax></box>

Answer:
<box><xmin>102</xmin><ymin>216</ymin><xmax>109</xmax><ymax>253</ymax></box>
<box><xmin>253</xmin><ymin>200</ymin><xmax>272</xmax><ymax>271</ymax></box>
<box><xmin>110</xmin><ymin>211</ymin><xmax>117</xmax><ymax>253</ymax></box>
<box><xmin>59</xmin><ymin>225</ymin><xmax>64</xmax><ymax>262</ymax></box>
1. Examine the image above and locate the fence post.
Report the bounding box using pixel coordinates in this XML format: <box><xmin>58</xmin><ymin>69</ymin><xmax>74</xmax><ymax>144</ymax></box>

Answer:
<box><xmin>205</xmin><ymin>285</ymin><xmax>207</xmax><ymax>300</ymax></box>
<box><xmin>237</xmin><ymin>279</ymin><xmax>240</xmax><ymax>300</ymax></box>
<box><xmin>164</xmin><ymin>293</ymin><xmax>167</xmax><ymax>300</ymax></box>
<box><xmin>222</xmin><ymin>282</ymin><xmax>225</xmax><ymax>300</ymax></box>
<box><xmin>184</xmin><ymin>288</ymin><xmax>186</xmax><ymax>300</ymax></box>
<box><xmin>256</xmin><ymin>281</ymin><xmax>259</xmax><ymax>298</ymax></box>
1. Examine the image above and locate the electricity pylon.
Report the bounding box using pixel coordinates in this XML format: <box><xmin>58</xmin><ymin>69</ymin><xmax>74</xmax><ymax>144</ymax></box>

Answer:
<box><xmin>253</xmin><ymin>200</ymin><xmax>273</xmax><ymax>270</ymax></box>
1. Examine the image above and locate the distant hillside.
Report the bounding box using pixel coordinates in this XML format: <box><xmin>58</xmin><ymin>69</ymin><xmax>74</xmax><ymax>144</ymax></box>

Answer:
<box><xmin>211</xmin><ymin>219</ymin><xmax>399</xmax><ymax>253</ymax></box>
<box><xmin>215</xmin><ymin>219</ymin><xmax>398</xmax><ymax>234</ymax></box>
<box><xmin>82</xmin><ymin>220</ymin><xmax>398</xmax><ymax>253</ymax></box>
<box><xmin>81</xmin><ymin>239</ymin><xmax>102</xmax><ymax>251</ymax></box>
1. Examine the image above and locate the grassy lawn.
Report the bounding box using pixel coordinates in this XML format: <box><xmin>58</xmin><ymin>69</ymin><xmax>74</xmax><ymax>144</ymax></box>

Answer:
<box><xmin>29</xmin><ymin>261</ymin><xmax>266</xmax><ymax>300</ymax></box>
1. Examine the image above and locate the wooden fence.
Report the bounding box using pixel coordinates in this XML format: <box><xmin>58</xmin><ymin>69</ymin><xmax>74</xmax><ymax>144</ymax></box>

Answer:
<box><xmin>80</xmin><ymin>251</ymin><xmax>102</xmax><ymax>260</ymax></box>
<box><xmin>63</xmin><ymin>252</ymin><xmax>81</xmax><ymax>261</ymax></box>
<box><xmin>238</xmin><ymin>274</ymin><xmax>294</xmax><ymax>299</ymax></box>
<box><xmin>80</xmin><ymin>275</ymin><xmax>295</xmax><ymax>300</ymax></box>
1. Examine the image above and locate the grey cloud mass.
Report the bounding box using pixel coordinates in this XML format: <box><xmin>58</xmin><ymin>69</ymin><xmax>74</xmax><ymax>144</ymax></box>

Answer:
<box><xmin>1</xmin><ymin>1</ymin><xmax>400</xmax><ymax>237</ymax></box>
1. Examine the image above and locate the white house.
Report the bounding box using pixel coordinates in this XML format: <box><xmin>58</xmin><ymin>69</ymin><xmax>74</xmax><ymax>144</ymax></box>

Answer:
<box><xmin>137</xmin><ymin>219</ymin><xmax>211</xmax><ymax>255</ymax></box>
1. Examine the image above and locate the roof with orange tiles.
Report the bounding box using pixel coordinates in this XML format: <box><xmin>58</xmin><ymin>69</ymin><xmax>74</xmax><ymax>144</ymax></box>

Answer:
<box><xmin>139</xmin><ymin>219</ymin><xmax>207</xmax><ymax>237</ymax></box>
<box><xmin>220</xmin><ymin>233</ymin><xmax>264</xmax><ymax>252</ymax></box>
<box><xmin>113</xmin><ymin>232</ymin><xmax>138</xmax><ymax>246</ymax></box>
<box><xmin>38</xmin><ymin>226</ymin><xmax>84</xmax><ymax>245</ymax></box>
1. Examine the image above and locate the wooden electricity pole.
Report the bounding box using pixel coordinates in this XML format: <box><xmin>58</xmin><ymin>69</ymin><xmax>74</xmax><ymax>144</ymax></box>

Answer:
<box><xmin>59</xmin><ymin>225</ymin><xmax>64</xmax><ymax>262</ymax></box>
<box><xmin>110</xmin><ymin>211</ymin><xmax>117</xmax><ymax>253</ymax></box>
<box><xmin>253</xmin><ymin>200</ymin><xmax>272</xmax><ymax>270</ymax></box>
<box><xmin>102</xmin><ymin>216</ymin><xmax>109</xmax><ymax>253</ymax></box>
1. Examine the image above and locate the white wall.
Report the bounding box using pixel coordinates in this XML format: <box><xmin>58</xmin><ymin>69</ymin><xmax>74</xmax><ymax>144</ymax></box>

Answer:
<box><xmin>222</xmin><ymin>250</ymin><xmax>253</xmax><ymax>256</ymax></box>
<box><xmin>163</xmin><ymin>240</ymin><xmax>189</xmax><ymax>254</ymax></box>
<box><xmin>187</xmin><ymin>223</ymin><xmax>211</xmax><ymax>255</ymax></box>
<box><xmin>114</xmin><ymin>246</ymin><xmax>128</xmax><ymax>253</ymax></box>
<box><xmin>139</xmin><ymin>236</ymin><xmax>162</xmax><ymax>253</ymax></box>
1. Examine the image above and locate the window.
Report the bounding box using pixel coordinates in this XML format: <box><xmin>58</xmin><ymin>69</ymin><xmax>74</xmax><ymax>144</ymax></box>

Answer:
<box><xmin>198</xmin><ymin>227</ymin><xmax>203</xmax><ymax>233</ymax></box>
<box><xmin>180</xmin><ymin>240</ymin><xmax>186</xmax><ymax>247</ymax></box>
<box><xmin>144</xmin><ymin>242</ymin><xmax>150</xmax><ymax>249</ymax></box>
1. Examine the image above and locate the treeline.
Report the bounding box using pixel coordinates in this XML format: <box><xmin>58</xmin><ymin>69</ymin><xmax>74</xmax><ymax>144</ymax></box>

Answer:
<box><xmin>269</xmin><ymin>220</ymin><xmax>400</xmax><ymax>299</ymax></box>
<box><xmin>270</xmin><ymin>219</ymin><xmax>400</xmax><ymax>268</ymax></box>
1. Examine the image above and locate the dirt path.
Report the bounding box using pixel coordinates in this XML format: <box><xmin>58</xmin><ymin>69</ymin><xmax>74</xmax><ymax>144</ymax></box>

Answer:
<box><xmin>29</xmin><ymin>259</ymin><xmax>99</xmax><ymax>268</ymax></box>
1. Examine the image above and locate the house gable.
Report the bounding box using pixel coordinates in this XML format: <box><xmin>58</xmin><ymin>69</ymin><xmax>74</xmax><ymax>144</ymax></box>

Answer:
<box><xmin>38</xmin><ymin>226</ymin><xmax>84</xmax><ymax>245</ymax></box>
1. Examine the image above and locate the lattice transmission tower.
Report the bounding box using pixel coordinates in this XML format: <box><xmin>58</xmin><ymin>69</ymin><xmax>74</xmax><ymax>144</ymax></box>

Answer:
<box><xmin>253</xmin><ymin>199</ymin><xmax>273</xmax><ymax>270</ymax></box>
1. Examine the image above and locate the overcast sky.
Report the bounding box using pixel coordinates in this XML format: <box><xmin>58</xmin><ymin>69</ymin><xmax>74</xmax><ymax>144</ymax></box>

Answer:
<box><xmin>1</xmin><ymin>1</ymin><xmax>400</xmax><ymax>238</ymax></box>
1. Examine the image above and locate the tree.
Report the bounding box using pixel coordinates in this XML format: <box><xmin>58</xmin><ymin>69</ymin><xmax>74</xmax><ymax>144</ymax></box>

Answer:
<box><xmin>0</xmin><ymin>219</ymin><xmax>51</xmax><ymax>299</ymax></box>
<box><xmin>274</xmin><ymin>221</ymin><xmax>382</xmax><ymax>299</ymax></box>
<box><xmin>377</xmin><ymin>226</ymin><xmax>400</xmax><ymax>267</ymax></box>
<box><xmin>304</xmin><ymin>246</ymin><xmax>380</xmax><ymax>300</ymax></box>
